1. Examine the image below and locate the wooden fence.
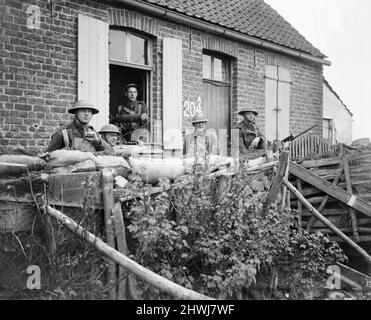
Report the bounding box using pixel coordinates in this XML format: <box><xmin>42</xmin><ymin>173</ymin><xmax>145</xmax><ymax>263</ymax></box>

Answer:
<box><xmin>289</xmin><ymin>134</ymin><xmax>338</xmax><ymax>160</ymax></box>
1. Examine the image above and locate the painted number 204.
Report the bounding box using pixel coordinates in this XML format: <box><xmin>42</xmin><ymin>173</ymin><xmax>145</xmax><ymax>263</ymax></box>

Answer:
<box><xmin>184</xmin><ymin>96</ymin><xmax>202</xmax><ymax>117</ymax></box>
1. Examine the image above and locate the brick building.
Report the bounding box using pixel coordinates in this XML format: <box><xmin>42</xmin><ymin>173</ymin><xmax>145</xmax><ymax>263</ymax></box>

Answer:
<box><xmin>0</xmin><ymin>0</ymin><xmax>330</xmax><ymax>153</ymax></box>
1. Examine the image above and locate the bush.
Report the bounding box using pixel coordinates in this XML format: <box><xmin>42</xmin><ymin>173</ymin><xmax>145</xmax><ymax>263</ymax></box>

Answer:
<box><xmin>125</xmin><ymin>167</ymin><xmax>347</xmax><ymax>299</ymax></box>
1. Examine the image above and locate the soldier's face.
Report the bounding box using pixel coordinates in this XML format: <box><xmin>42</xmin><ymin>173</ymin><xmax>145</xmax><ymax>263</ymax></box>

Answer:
<box><xmin>243</xmin><ymin>112</ymin><xmax>255</xmax><ymax>122</ymax></box>
<box><xmin>126</xmin><ymin>87</ymin><xmax>138</xmax><ymax>102</ymax></box>
<box><xmin>194</xmin><ymin>121</ymin><xmax>206</xmax><ymax>132</ymax></box>
<box><xmin>104</xmin><ymin>133</ymin><xmax>119</xmax><ymax>146</ymax></box>
<box><xmin>75</xmin><ymin>108</ymin><xmax>93</xmax><ymax>124</ymax></box>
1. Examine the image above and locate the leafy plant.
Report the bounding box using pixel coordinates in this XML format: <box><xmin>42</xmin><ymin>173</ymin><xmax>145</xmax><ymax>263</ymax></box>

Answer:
<box><xmin>125</xmin><ymin>167</ymin><xmax>347</xmax><ymax>299</ymax></box>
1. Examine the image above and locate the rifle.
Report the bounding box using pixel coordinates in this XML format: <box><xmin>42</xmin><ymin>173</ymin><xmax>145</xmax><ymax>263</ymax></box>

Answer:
<box><xmin>281</xmin><ymin>124</ymin><xmax>317</xmax><ymax>144</ymax></box>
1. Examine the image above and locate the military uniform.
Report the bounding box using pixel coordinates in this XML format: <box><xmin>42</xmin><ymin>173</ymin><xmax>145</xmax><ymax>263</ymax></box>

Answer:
<box><xmin>238</xmin><ymin>107</ymin><xmax>266</xmax><ymax>157</ymax></box>
<box><xmin>110</xmin><ymin>100</ymin><xmax>148</xmax><ymax>142</ymax></box>
<box><xmin>183</xmin><ymin>130</ymin><xmax>219</xmax><ymax>158</ymax></box>
<box><xmin>46</xmin><ymin>119</ymin><xmax>111</xmax><ymax>153</ymax></box>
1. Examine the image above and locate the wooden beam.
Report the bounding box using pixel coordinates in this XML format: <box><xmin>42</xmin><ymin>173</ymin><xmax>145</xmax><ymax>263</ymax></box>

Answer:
<box><xmin>283</xmin><ymin>178</ymin><xmax>371</xmax><ymax>266</ymax></box>
<box><xmin>289</xmin><ymin>161</ymin><xmax>371</xmax><ymax>218</ymax></box>
<box><xmin>342</xmin><ymin>152</ymin><xmax>360</xmax><ymax>241</ymax></box>
<box><xmin>44</xmin><ymin>205</ymin><xmax>214</xmax><ymax>300</ymax></box>
<box><xmin>102</xmin><ymin>169</ymin><xmax>116</xmax><ymax>299</ymax></box>
<box><xmin>306</xmin><ymin>168</ymin><xmax>343</xmax><ymax>232</ymax></box>
<box><xmin>300</xmin><ymin>157</ymin><xmax>342</xmax><ymax>168</ymax></box>
<box><xmin>262</xmin><ymin>151</ymin><xmax>289</xmax><ymax>216</ymax></box>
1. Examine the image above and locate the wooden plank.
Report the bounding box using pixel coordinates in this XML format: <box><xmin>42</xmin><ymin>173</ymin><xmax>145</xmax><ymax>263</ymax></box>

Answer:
<box><xmin>0</xmin><ymin>202</ymin><xmax>38</xmax><ymax>233</ymax></box>
<box><xmin>283</xmin><ymin>178</ymin><xmax>371</xmax><ymax>266</ymax></box>
<box><xmin>300</xmin><ymin>157</ymin><xmax>342</xmax><ymax>168</ymax></box>
<box><xmin>0</xmin><ymin>162</ymin><xmax>28</xmax><ymax>177</ymax></box>
<box><xmin>350</xmin><ymin>164</ymin><xmax>371</xmax><ymax>174</ymax></box>
<box><xmin>281</xmin><ymin>155</ymin><xmax>290</xmax><ymax>210</ymax></box>
<box><xmin>302</xmin><ymin>217</ymin><xmax>371</xmax><ymax>229</ymax></box>
<box><xmin>112</xmin><ymin>202</ymin><xmax>128</xmax><ymax>300</ymax></box>
<box><xmin>48</xmin><ymin>172</ymin><xmax>102</xmax><ymax>205</ymax></box>
<box><xmin>306</xmin><ymin>168</ymin><xmax>344</xmax><ymax>232</ymax></box>
<box><xmin>337</xmin><ymin>263</ymin><xmax>371</xmax><ymax>289</ymax></box>
<box><xmin>263</xmin><ymin>151</ymin><xmax>289</xmax><ymax>216</ymax></box>
<box><xmin>45</xmin><ymin>205</ymin><xmax>214</xmax><ymax>300</ymax></box>
<box><xmin>343</xmin><ymin>154</ymin><xmax>360</xmax><ymax>241</ymax></box>
<box><xmin>348</xmin><ymin>151</ymin><xmax>371</xmax><ymax>162</ymax></box>
<box><xmin>297</xmin><ymin>178</ymin><xmax>302</xmax><ymax>229</ymax></box>
<box><xmin>102</xmin><ymin>169</ymin><xmax>116</xmax><ymax>299</ymax></box>
<box><xmin>301</xmin><ymin>209</ymin><xmax>348</xmax><ymax>216</ymax></box>
<box><xmin>289</xmin><ymin>161</ymin><xmax>371</xmax><ymax>218</ymax></box>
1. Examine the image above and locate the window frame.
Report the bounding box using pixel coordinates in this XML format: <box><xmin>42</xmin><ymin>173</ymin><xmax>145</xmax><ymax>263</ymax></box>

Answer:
<box><xmin>202</xmin><ymin>52</ymin><xmax>231</xmax><ymax>84</ymax></box>
<box><xmin>109</xmin><ymin>28</ymin><xmax>153</xmax><ymax>71</ymax></box>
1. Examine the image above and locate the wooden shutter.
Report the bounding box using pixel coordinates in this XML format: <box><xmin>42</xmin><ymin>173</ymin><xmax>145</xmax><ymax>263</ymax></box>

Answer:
<box><xmin>265</xmin><ymin>65</ymin><xmax>290</xmax><ymax>141</ymax></box>
<box><xmin>265</xmin><ymin>65</ymin><xmax>277</xmax><ymax>141</ymax></box>
<box><xmin>277</xmin><ymin>67</ymin><xmax>290</xmax><ymax>140</ymax></box>
<box><xmin>78</xmin><ymin>14</ymin><xmax>109</xmax><ymax>130</ymax></box>
<box><xmin>162</xmin><ymin>38</ymin><xmax>183</xmax><ymax>150</ymax></box>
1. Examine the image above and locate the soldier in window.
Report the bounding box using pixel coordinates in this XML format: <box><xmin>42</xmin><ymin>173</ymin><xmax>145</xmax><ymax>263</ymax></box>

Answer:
<box><xmin>238</xmin><ymin>108</ymin><xmax>266</xmax><ymax>156</ymax></box>
<box><xmin>110</xmin><ymin>83</ymin><xmax>149</xmax><ymax>142</ymax></box>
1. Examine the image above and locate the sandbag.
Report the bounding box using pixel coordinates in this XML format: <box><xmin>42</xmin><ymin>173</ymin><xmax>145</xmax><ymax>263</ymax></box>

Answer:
<box><xmin>95</xmin><ymin>155</ymin><xmax>132</xmax><ymax>177</ymax></box>
<box><xmin>183</xmin><ymin>155</ymin><xmax>235</xmax><ymax>173</ymax></box>
<box><xmin>0</xmin><ymin>154</ymin><xmax>47</xmax><ymax>171</ymax></box>
<box><xmin>244</xmin><ymin>156</ymin><xmax>266</xmax><ymax>168</ymax></box>
<box><xmin>48</xmin><ymin>149</ymin><xmax>97</xmax><ymax>168</ymax></box>
<box><xmin>129</xmin><ymin>157</ymin><xmax>185</xmax><ymax>184</ymax></box>
<box><xmin>50</xmin><ymin>160</ymin><xmax>96</xmax><ymax>174</ymax></box>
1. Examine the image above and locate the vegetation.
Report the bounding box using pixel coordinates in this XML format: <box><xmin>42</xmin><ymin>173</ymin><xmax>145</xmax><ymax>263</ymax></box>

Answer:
<box><xmin>124</xmin><ymin>167</ymin><xmax>347</xmax><ymax>299</ymax></box>
<box><xmin>0</xmin><ymin>165</ymin><xmax>354</xmax><ymax>300</ymax></box>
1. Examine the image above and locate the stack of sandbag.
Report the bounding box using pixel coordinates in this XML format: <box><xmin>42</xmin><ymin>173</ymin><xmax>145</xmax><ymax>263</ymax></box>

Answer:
<box><xmin>129</xmin><ymin>157</ymin><xmax>185</xmax><ymax>184</ymax></box>
<box><xmin>95</xmin><ymin>155</ymin><xmax>132</xmax><ymax>177</ymax></box>
<box><xmin>47</xmin><ymin>149</ymin><xmax>97</xmax><ymax>168</ymax></box>
<box><xmin>0</xmin><ymin>154</ymin><xmax>47</xmax><ymax>177</ymax></box>
<box><xmin>244</xmin><ymin>149</ymin><xmax>279</xmax><ymax>169</ymax></box>
<box><xmin>47</xmin><ymin>149</ymin><xmax>132</xmax><ymax>177</ymax></box>
<box><xmin>183</xmin><ymin>155</ymin><xmax>236</xmax><ymax>174</ymax></box>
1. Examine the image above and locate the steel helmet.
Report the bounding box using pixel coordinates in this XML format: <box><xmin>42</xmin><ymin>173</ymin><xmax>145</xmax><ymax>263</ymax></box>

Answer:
<box><xmin>99</xmin><ymin>124</ymin><xmax>121</xmax><ymax>135</ymax></box>
<box><xmin>68</xmin><ymin>100</ymin><xmax>99</xmax><ymax>115</ymax></box>
<box><xmin>238</xmin><ymin>107</ymin><xmax>258</xmax><ymax>116</ymax></box>
<box><xmin>191</xmin><ymin>112</ymin><xmax>208</xmax><ymax>124</ymax></box>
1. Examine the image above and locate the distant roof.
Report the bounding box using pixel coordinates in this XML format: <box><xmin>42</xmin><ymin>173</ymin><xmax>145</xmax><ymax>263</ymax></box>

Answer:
<box><xmin>142</xmin><ymin>0</ymin><xmax>325</xmax><ymax>58</ymax></box>
<box><xmin>324</xmin><ymin>78</ymin><xmax>353</xmax><ymax>117</ymax></box>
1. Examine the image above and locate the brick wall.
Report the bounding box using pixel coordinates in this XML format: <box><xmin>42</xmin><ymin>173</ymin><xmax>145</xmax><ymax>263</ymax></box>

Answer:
<box><xmin>0</xmin><ymin>0</ymin><xmax>323</xmax><ymax>152</ymax></box>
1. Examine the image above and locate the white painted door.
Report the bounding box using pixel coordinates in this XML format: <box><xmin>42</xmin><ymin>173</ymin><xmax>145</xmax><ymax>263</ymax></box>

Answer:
<box><xmin>162</xmin><ymin>38</ymin><xmax>183</xmax><ymax>150</ymax></box>
<box><xmin>78</xmin><ymin>14</ymin><xmax>109</xmax><ymax>131</ymax></box>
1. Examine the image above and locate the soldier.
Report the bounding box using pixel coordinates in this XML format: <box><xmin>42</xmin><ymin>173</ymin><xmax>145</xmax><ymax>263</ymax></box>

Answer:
<box><xmin>45</xmin><ymin>100</ymin><xmax>111</xmax><ymax>153</ymax></box>
<box><xmin>110</xmin><ymin>83</ymin><xmax>149</xmax><ymax>142</ymax></box>
<box><xmin>238</xmin><ymin>107</ymin><xmax>266</xmax><ymax>156</ymax></box>
<box><xmin>183</xmin><ymin>113</ymin><xmax>219</xmax><ymax>158</ymax></box>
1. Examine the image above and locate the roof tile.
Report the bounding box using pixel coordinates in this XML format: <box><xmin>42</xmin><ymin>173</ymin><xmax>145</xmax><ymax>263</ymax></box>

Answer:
<box><xmin>140</xmin><ymin>0</ymin><xmax>324</xmax><ymax>57</ymax></box>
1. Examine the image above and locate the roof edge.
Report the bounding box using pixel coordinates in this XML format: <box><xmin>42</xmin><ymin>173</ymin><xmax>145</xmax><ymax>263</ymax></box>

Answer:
<box><xmin>324</xmin><ymin>78</ymin><xmax>353</xmax><ymax>117</ymax></box>
<box><xmin>113</xmin><ymin>0</ymin><xmax>331</xmax><ymax>66</ymax></box>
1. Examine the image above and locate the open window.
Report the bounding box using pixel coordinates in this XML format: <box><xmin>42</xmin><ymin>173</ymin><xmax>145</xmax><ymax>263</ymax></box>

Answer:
<box><xmin>109</xmin><ymin>28</ymin><xmax>153</xmax><ymax>142</ymax></box>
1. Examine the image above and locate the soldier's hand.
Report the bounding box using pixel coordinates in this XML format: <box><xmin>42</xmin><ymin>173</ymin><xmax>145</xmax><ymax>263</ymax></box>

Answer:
<box><xmin>141</xmin><ymin>113</ymin><xmax>148</xmax><ymax>121</ymax></box>
<box><xmin>250</xmin><ymin>137</ymin><xmax>260</xmax><ymax>149</ymax></box>
<box><xmin>84</xmin><ymin>131</ymin><xmax>101</xmax><ymax>145</ymax></box>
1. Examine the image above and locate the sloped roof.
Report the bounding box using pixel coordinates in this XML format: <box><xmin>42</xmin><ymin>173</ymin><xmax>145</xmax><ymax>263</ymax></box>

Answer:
<box><xmin>324</xmin><ymin>78</ymin><xmax>353</xmax><ymax>117</ymax></box>
<box><xmin>143</xmin><ymin>0</ymin><xmax>324</xmax><ymax>58</ymax></box>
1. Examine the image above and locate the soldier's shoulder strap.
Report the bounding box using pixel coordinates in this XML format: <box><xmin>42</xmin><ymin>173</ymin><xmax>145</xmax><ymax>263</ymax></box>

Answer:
<box><xmin>61</xmin><ymin>129</ymin><xmax>70</xmax><ymax>149</ymax></box>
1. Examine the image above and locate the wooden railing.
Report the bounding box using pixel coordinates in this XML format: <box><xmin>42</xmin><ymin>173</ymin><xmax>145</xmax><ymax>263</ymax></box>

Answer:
<box><xmin>289</xmin><ymin>134</ymin><xmax>338</xmax><ymax>160</ymax></box>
